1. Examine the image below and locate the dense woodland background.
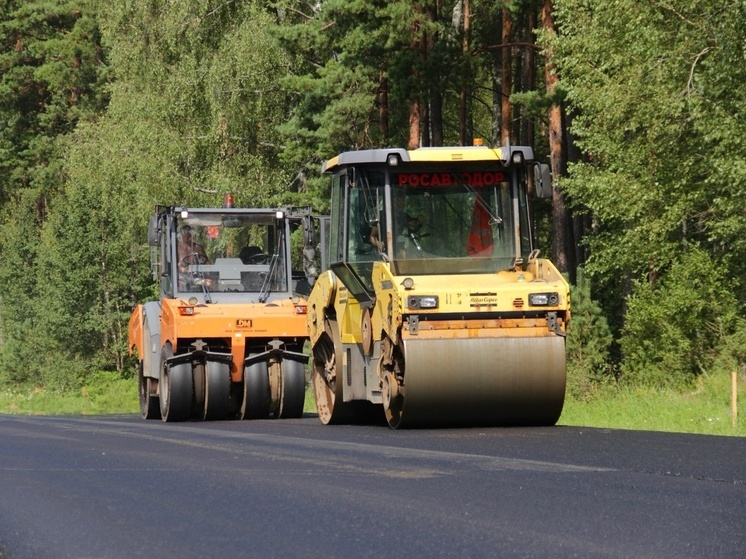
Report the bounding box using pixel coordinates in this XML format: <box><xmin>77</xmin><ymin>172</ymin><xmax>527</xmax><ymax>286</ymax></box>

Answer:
<box><xmin>0</xmin><ymin>0</ymin><xmax>744</xmax><ymax>397</ymax></box>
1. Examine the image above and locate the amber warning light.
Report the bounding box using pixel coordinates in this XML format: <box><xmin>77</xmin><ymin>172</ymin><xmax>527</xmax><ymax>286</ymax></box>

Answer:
<box><xmin>223</xmin><ymin>193</ymin><xmax>235</xmax><ymax>208</ymax></box>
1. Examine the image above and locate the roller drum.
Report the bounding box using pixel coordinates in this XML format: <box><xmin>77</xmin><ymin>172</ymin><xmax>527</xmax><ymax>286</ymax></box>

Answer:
<box><xmin>394</xmin><ymin>336</ymin><xmax>565</xmax><ymax>428</ymax></box>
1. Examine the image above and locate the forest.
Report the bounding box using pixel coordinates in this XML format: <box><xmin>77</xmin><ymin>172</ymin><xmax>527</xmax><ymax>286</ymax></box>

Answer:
<box><xmin>0</xmin><ymin>0</ymin><xmax>744</xmax><ymax>398</ymax></box>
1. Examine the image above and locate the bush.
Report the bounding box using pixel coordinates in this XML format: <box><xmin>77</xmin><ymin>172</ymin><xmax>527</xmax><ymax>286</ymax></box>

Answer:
<box><xmin>566</xmin><ymin>268</ymin><xmax>614</xmax><ymax>399</ymax></box>
<box><xmin>620</xmin><ymin>247</ymin><xmax>740</xmax><ymax>388</ymax></box>
<box><xmin>711</xmin><ymin>319</ymin><xmax>746</xmax><ymax>377</ymax></box>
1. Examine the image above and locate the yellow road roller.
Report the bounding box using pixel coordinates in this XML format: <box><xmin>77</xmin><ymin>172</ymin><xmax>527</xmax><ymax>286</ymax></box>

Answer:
<box><xmin>307</xmin><ymin>145</ymin><xmax>570</xmax><ymax>428</ymax></box>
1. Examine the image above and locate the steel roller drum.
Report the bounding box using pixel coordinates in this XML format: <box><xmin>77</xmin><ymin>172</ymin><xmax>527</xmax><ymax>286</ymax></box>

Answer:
<box><xmin>395</xmin><ymin>336</ymin><xmax>566</xmax><ymax>428</ymax></box>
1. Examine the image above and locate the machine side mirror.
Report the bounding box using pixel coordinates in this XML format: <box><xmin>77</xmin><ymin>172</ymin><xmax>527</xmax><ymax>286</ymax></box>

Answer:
<box><xmin>534</xmin><ymin>163</ymin><xmax>553</xmax><ymax>199</ymax></box>
<box><xmin>302</xmin><ymin>215</ymin><xmax>319</xmax><ymax>287</ymax></box>
<box><xmin>147</xmin><ymin>216</ymin><xmax>159</xmax><ymax>246</ymax></box>
<box><xmin>318</xmin><ymin>215</ymin><xmax>331</xmax><ymax>272</ymax></box>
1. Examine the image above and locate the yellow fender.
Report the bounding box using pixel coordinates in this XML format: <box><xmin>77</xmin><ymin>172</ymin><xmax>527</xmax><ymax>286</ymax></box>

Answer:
<box><xmin>371</xmin><ymin>262</ymin><xmax>402</xmax><ymax>346</ymax></box>
<box><xmin>306</xmin><ymin>269</ymin><xmax>337</xmax><ymax>345</ymax></box>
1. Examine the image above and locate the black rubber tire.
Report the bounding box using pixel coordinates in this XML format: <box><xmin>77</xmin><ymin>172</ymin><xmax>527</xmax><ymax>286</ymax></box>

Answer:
<box><xmin>278</xmin><ymin>359</ymin><xmax>305</xmax><ymax>419</ymax></box>
<box><xmin>241</xmin><ymin>354</ymin><xmax>270</xmax><ymax>419</ymax></box>
<box><xmin>159</xmin><ymin>345</ymin><xmax>193</xmax><ymax>422</ymax></box>
<box><xmin>203</xmin><ymin>360</ymin><xmax>230</xmax><ymax>421</ymax></box>
<box><xmin>139</xmin><ymin>320</ymin><xmax>160</xmax><ymax>420</ymax></box>
<box><xmin>138</xmin><ymin>360</ymin><xmax>160</xmax><ymax>420</ymax></box>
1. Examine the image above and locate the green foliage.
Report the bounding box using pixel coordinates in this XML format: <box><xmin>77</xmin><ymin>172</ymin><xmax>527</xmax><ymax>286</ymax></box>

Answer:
<box><xmin>0</xmin><ymin>0</ymin><xmax>108</xmax><ymax>200</ymax></box>
<box><xmin>711</xmin><ymin>320</ymin><xmax>746</xmax><ymax>377</ymax></box>
<box><xmin>96</xmin><ymin>3</ymin><xmax>305</xmax><ymax>257</ymax></box>
<box><xmin>565</xmin><ymin>268</ymin><xmax>614</xmax><ymax>399</ymax></box>
<box><xmin>3</xmin><ymin>0</ymin><xmax>313</xmax><ymax>389</ymax></box>
<box><xmin>0</xmin><ymin>0</ymin><xmax>743</xmax><ymax>401</ymax></box>
<box><xmin>620</xmin><ymin>247</ymin><xmax>740</xmax><ymax>387</ymax></box>
<box><xmin>34</xmin><ymin>121</ymin><xmax>154</xmax><ymax>377</ymax></box>
<box><xmin>273</xmin><ymin>1</ymin><xmax>401</xmax><ymax>154</ymax></box>
<box><xmin>272</xmin><ymin>0</ymin><xmax>498</xmax><ymax>169</ymax></box>
<box><xmin>0</xmin><ymin>0</ymin><xmax>109</xmax><ymax>388</ymax></box>
<box><xmin>98</xmin><ymin>0</ymin><xmax>297</xmax><ymax>207</ymax></box>
<box><xmin>554</xmin><ymin>0</ymin><xmax>746</xmax><ymax>271</ymax></box>
<box><xmin>0</xmin><ymin>190</ymin><xmax>44</xmax><ymax>385</ymax></box>
<box><xmin>551</xmin><ymin>0</ymin><xmax>746</xmax><ymax>385</ymax></box>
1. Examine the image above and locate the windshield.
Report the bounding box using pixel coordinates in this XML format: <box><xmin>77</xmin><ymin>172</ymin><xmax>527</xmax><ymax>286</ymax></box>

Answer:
<box><xmin>391</xmin><ymin>169</ymin><xmax>531</xmax><ymax>275</ymax></box>
<box><xmin>175</xmin><ymin>212</ymin><xmax>287</xmax><ymax>295</ymax></box>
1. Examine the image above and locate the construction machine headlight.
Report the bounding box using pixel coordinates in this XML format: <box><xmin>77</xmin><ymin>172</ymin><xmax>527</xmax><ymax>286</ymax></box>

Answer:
<box><xmin>528</xmin><ymin>292</ymin><xmax>559</xmax><ymax>306</ymax></box>
<box><xmin>407</xmin><ymin>295</ymin><xmax>438</xmax><ymax>310</ymax></box>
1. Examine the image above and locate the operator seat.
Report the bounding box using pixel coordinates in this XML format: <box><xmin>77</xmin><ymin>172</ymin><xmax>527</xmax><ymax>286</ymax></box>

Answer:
<box><xmin>239</xmin><ymin>245</ymin><xmax>264</xmax><ymax>264</ymax></box>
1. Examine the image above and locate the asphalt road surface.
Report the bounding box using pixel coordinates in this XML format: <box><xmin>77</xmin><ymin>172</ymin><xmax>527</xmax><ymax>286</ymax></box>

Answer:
<box><xmin>0</xmin><ymin>414</ymin><xmax>744</xmax><ymax>558</ymax></box>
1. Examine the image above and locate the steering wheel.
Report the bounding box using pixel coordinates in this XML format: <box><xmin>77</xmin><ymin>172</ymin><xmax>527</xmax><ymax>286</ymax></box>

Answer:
<box><xmin>247</xmin><ymin>253</ymin><xmax>268</xmax><ymax>264</ymax></box>
<box><xmin>180</xmin><ymin>252</ymin><xmax>207</xmax><ymax>268</ymax></box>
<box><xmin>403</xmin><ymin>216</ymin><xmax>431</xmax><ymax>240</ymax></box>
<box><xmin>408</xmin><ymin>220</ymin><xmax>423</xmax><ymax>234</ymax></box>
<box><xmin>406</xmin><ymin>225</ymin><xmax>431</xmax><ymax>243</ymax></box>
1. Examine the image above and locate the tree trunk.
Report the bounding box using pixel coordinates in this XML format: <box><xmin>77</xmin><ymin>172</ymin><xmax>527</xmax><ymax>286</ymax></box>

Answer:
<box><xmin>431</xmin><ymin>91</ymin><xmax>444</xmax><ymax>146</ymax></box>
<box><xmin>500</xmin><ymin>5</ymin><xmax>513</xmax><ymax>144</ymax></box>
<box><xmin>379</xmin><ymin>72</ymin><xmax>389</xmax><ymax>141</ymax></box>
<box><xmin>420</xmin><ymin>24</ymin><xmax>430</xmax><ymax>146</ymax></box>
<box><xmin>541</xmin><ymin>0</ymin><xmax>573</xmax><ymax>277</ymax></box>
<box><xmin>426</xmin><ymin>3</ymin><xmax>442</xmax><ymax>146</ymax></box>
<box><xmin>409</xmin><ymin>99</ymin><xmax>421</xmax><ymax>150</ymax></box>
<box><xmin>459</xmin><ymin>0</ymin><xmax>471</xmax><ymax>146</ymax></box>
<box><xmin>409</xmin><ymin>6</ymin><xmax>423</xmax><ymax>149</ymax></box>
<box><xmin>521</xmin><ymin>9</ymin><xmax>536</xmax><ymax>146</ymax></box>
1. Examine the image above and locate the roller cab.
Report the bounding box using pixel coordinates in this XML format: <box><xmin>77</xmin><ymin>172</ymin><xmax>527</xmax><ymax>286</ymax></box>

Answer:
<box><xmin>307</xmin><ymin>145</ymin><xmax>570</xmax><ymax>428</ymax></box>
<box><xmin>128</xmin><ymin>200</ymin><xmax>319</xmax><ymax>422</ymax></box>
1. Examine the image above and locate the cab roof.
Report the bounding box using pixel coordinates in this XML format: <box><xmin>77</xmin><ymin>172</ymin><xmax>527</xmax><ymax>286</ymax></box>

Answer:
<box><xmin>321</xmin><ymin>145</ymin><xmax>536</xmax><ymax>174</ymax></box>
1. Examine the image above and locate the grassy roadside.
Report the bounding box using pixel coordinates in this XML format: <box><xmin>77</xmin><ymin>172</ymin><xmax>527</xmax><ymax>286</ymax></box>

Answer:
<box><xmin>1</xmin><ymin>370</ymin><xmax>743</xmax><ymax>437</ymax></box>
<box><xmin>559</xmin><ymin>371</ymin><xmax>746</xmax><ymax>436</ymax></box>
<box><xmin>0</xmin><ymin>372</ymin><xmax>139</xmax><ymax>416</ymax></box>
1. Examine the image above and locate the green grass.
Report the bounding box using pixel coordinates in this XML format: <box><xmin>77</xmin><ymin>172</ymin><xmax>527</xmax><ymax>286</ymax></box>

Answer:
<box><xmin>559</xmin><ymin>371</ymin><xmax>746</xmax><ymax>436</ymax></box>
<box><xmin>0</xmin><ymin>372</ymin><xmax>315</xmax><ymax>417</ymax></box>
<box><xmin>1</xmin><ymin>370</ymin><xmax>744</xmax><ymax>437</ymax></box>
<box><xmin>303</xmin><ymin>384</ymin><xmax>316</xmax><ymax>414</ymax></box>
<box><xmin>0</xmin><ymin>371</ymin><xmax>139</xmax><ymax>416</ymax></box>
